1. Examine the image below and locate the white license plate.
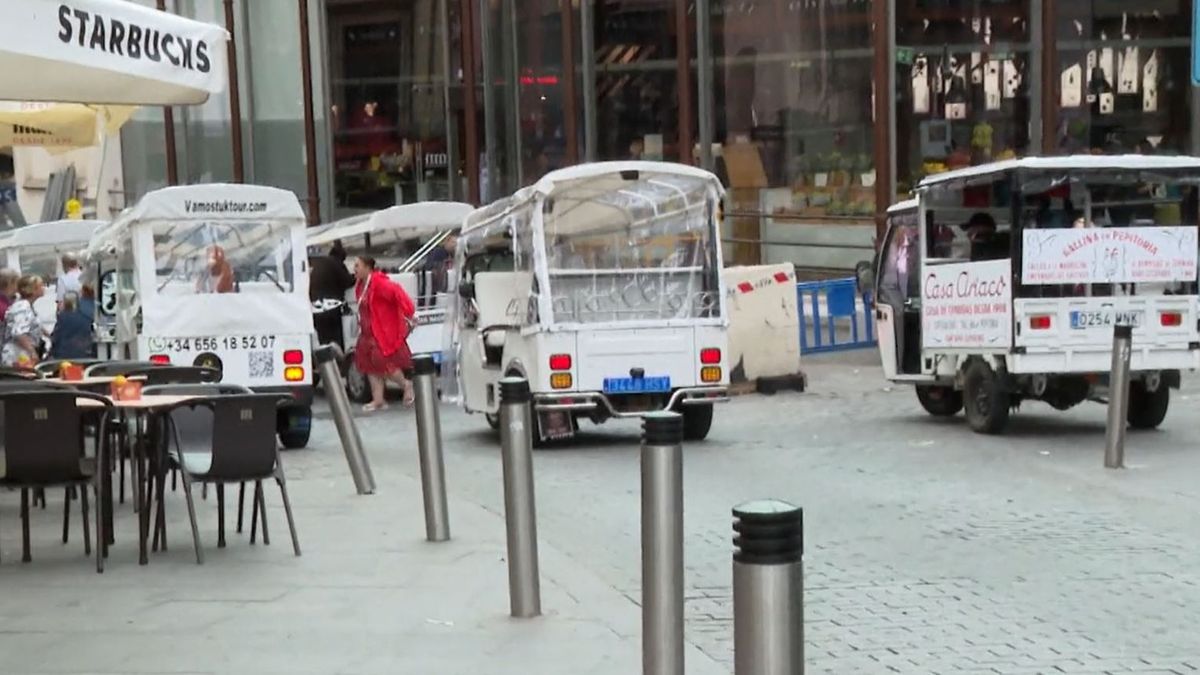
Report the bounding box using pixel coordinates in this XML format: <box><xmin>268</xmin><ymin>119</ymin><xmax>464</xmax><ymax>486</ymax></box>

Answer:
<box><xmin>1069</xmin><ymin>310</ymin><xmax>1143</xmax><ymax>330</ymax></box>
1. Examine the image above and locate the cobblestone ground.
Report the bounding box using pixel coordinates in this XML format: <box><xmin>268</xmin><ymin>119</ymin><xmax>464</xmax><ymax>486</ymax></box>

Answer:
<box><xmin>354</xmin><ymin>351</ymin><xmax>1200</xmax><ymax>674</ymax></box>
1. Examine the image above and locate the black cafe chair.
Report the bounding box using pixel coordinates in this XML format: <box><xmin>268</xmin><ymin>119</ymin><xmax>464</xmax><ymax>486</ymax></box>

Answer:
<box><xmin>0</xmin><ymin>390</ymin><xmax>113</xmax><ymax>572</ymax></box>
<box><xmin>142</xmin><ymin>384</ymin><xmax>252</xmax><ymax>552</ymax></box>
<box><xmin>155</xmin><ymin>394</ymin><xmax>300</xmax><ymax>564</ymax></box>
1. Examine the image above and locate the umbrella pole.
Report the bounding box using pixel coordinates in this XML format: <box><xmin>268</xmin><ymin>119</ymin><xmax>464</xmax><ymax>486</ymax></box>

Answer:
<box><xmin>298</xmin><ymin>0</ymin><xmax>322</xmax><ymax>225</ymax></box>
<box><xmin>156</xmin><ymin>0</ymin><xmax>180</xmax><ymax>186</ymax></box>
<box><xmin>224</xmin><ymin>0</ymin><xmax>246</xmax><ymax>183</ymax></box>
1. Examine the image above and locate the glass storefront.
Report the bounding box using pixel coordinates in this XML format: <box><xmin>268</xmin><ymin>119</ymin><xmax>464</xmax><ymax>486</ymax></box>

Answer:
<box><xmin>895</xmin><ymin>0</ymin><xmax>1033</xmax><ymax>195</ymax></box>
<box><xmin>112</xmin><ymin>0</ymin><xmax>1200</xmax><ymax>271</ymax></box>
<box><xmin>1053</xmin><ymin>0</ymin><xmax>1192</xmax><ymax>155</ymax></box>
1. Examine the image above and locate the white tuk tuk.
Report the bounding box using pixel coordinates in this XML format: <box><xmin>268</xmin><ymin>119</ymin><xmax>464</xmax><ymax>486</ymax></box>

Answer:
<box><xmin>0</xmin><ymin>218</ymin><xmax>103</xmax><ymax>336</ymax></box>
<box><xmin>859</xmin><ymin>156</ymin><xmax>1200</xmax><ymax>434</ymax></box>
<box><xmin>85</xmin><ymin>184</ymin><xmax>316</xmax><ymax>447</ymax></box>
<box><xmin>306</xmin><ymin>201</ymin><xmax>473</xmax><ymax>402</ymax></box>
<box><xmin>448</xmin><ymin>162</ymin><xmax>729</xmax><ymax>443</ymax></box>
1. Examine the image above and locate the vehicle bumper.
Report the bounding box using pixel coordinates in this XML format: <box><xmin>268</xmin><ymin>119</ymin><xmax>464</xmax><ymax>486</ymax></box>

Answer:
<box><xmin>532</xmin><ymin>386</ymin><xmax>728</xmax><ymax>418</ymax></box>
<box><xmin>1009</xmin><ymin>347</ymin><xmax>1200</xmax><ymax>375</ymax></box>
<box><xmin>255</xmin><ymin>385</ymin><xmax>315</xmax><ymax>408</ymax></box>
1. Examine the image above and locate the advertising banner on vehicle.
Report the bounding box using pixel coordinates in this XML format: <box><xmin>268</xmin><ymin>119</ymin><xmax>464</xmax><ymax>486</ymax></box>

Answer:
<box><xmin>922</xmin><ymin>259</ymin><xmax>1013</xmax><ymax>350</ymax></box>
<box><xmin>1021</xmin><ymin>226</ymin><xmax>1199</xmax><ymax>285</ymax></box>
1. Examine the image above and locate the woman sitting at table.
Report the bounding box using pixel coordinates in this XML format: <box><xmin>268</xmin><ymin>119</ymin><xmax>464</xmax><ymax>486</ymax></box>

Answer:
<box><xmin>2</xmin><ymin>274</ymin><xmax>46</xmax><ymax>369</ymax></box>
<box><xmin>50</xmin><ymin>292</ymin><xmax>95</xmax><ymax>360</ymax></box>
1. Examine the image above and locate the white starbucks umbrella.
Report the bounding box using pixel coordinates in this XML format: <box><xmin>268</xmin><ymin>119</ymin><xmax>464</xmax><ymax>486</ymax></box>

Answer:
<box><xmin>0</xmin><ymin>0</ymin><xmax>228</xmax><ymax>106</ymax></box>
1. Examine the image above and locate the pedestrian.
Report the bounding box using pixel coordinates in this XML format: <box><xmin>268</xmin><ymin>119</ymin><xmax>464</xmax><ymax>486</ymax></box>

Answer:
<box><xmin>0</xmin><ymin>268</ymin><xmax>18</xmax><ymax>322</ymax></box>
<box><xmin>352</xmin><ymin>255</ymin><xmax>416</xmax><ymax>412</ymax></box>
<box><xmin>2</xmin><ymin>274</ymin><xmax>46</xmax><ymax>369</ymax></box>
<box><xmin>78</xmin><ymin>282</ymin><xmax>97</xmax><ymax>320</ymax></box>
<box><xmin>57</xmin><ymin>253</ymin><xmax>83</xmax><ymax>308</ymax></box>
<box><xmin>310</xmin><ymin>242</ymin><xmax>356</xmax><ymax>350</ymax></box>
<box><xmin>49</xmin><ymin>292</ymin><xmax>94</xmax><ymax>360</ymax></box>
<box><xmin>196</xmin><ymin>245</ymin><xmax>235</xmax><ymax>294</ymax></box>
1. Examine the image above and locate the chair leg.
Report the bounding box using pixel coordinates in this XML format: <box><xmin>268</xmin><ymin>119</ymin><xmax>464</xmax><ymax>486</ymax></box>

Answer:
<box><xmin>236</xmin><ymin>482</ymin><xmax>246</xmax><ymax>533</ymax></box>
<box><xmin>277</xmin><ymin>476</ymin><xmax>301</xmax><ymax>557</ymax></box>
<box><xmin>257</xmin><ymin>481</ymin><xmax>270</xmax><ymax>546</ymax></box>
<box><xmin>94</xmin><ymin>477</ymin><xmax>104</xmax><ymax>574</ymax></box>
<box><xmin>217</xmin><ymin>484</ymin><xmax>226</xmax><ymax>548</ymax></box>
<box><xmin>81</xmin><ymin>485</ymin><xmax>92</xmax><ymax>557</ymax></box>
<box><xmin>179</xmin><ymin>472</ymin><xmax>204</xmax><ymax>565</ymax></box>
<box><xmin>172</xmin><ymin>469</ymin><xmax>177</xmax><ymax>492</ymax></box>
<box><xmin>153</xmin><ymin>464</ymin><xmax>168</xmax><ymax>553</ymax></box>
<box><xmin>250</xmin><ymin>482</ymin><xmax>260</xmax><ymax>544</ymax></box>
<box><xmin>37</xmin><ymin>488</ymin><xmax>46</xmax><ymax>510</ymax></box>
<box><xmin>62</xmin><ymin>487</ymin><xmax>72</xmax><ymax>544</ymax></box>
<box><xmin>20</xmin><ymin>488</ymin><xmax>31</xmax><ymax>563</ymax></box>
<box><xmin>118</xmin><ymin>446</ymin><xmax>126</xmax><ymax>505</ymax></box>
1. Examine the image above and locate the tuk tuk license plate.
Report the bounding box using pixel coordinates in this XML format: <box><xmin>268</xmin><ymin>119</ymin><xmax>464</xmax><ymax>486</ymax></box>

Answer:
<box><xmin>603</xmin><ymin>376</ymin><xmax>671</xmax><ymax>394</ymax></box>
<box><xmin>1069</xmin><ymin>310</ymin><xmax>1143</xmax><ymax>329</ymax></box>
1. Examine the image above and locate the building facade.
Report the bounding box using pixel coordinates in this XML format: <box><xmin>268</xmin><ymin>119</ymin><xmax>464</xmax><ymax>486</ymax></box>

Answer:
<box><xmin>7</xmin><ymin>0</ymin><xmax>1195</xmax><ymax>270</ymax></box>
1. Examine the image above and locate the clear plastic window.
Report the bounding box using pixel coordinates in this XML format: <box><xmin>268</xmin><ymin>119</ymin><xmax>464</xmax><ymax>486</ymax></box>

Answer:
<box><xmin>152</xmin><ymin>220</ymin><xmax>294</xmax><ymax>296</ymax></box>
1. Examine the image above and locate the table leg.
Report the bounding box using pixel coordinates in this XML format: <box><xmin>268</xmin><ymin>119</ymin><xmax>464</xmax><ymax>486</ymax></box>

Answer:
<box><xmin>136</xmin><ymin>413</ymin><xmax>149</xmax><ymax>565</ymax></box>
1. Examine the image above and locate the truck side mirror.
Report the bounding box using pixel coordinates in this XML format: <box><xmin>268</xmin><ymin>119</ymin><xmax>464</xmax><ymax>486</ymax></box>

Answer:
<box><xmin>458</xmin><ymin>281</ymin><xmax>475</xmax><ymax>300</ymax></box>
<box><xmin>854</xmin><ymin>260</ymin><xmax>875</xmax><ymax>295</ymax></box>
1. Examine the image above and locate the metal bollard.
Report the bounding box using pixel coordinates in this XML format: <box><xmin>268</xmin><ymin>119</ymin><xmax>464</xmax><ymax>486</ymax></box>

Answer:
<box><xmin>314</xmin><ymin>345</ymin><xmax>376</xmax><ymax>495</ymax></box>
<box><xmin>641</xmin><ymin>412</ymin><xmax>685</xmax><ymax>675</ymax></box>
<box><xmin>733</xmin><ymin>499</ymin><xmax>804</xmax><ymax>675</ymax></box>
<box><xmin>498</xmin><ymin>376</ymin><xmax>541</xmax><ymax>618</ymax></box>
<box><xmin>412</xmin><ymin>355</ymin><xmax>450</xmax><ymax>542</ymax></box>
<box><xmin>1104</xmin><ymin>324</ymin><xmax>1133</xmax><ymax>469</ymax></box>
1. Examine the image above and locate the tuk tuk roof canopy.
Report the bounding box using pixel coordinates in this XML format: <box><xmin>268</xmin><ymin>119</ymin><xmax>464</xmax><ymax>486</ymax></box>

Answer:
<box><xmin>888</xmin><ymin>199</ymin><xmax>918</xmax><ymax>214</ymax></box>
<box><xmin>0</xmin><ymin>0</ymin><xmax>229</xmax><ymax>106</ymax></box>
<box><xmin>306</xmin><ymin>201</ymin><xmax>473</xmax><ymax>249</ymax></box>
<box><xmin>88</xmin><ymin>184</ymin><xmax>306</xmax><ymax>257</ymax></box>
<box><xmin>0</xmin><ymin>218</ymin><xmax>105</xmax><ymax>250</ymax></box>
<box><xmin>463</xmin><ymin>161</ymin><xmax>724</xmax><ymax>237</ymax></box>
<box><xmin>917</xmin><ymin>155</ymin><xmax>1200</xmax><ymax>191</ymax></box>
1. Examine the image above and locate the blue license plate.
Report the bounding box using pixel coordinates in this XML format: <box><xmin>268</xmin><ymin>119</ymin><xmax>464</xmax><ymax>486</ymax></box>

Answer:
<box><xmin>603</xmin><ymin>376</ymin><xmax>671</xmax><ymax>394</ymax></box>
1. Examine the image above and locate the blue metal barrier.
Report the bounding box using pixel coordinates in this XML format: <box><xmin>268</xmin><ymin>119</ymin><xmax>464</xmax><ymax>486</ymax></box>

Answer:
<box><xmin>796</xmin><ymin>278</ymin><xmax>876</xmax><ymax>355</ymax></box>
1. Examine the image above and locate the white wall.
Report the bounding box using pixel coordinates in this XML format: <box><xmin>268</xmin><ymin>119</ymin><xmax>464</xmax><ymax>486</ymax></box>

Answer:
<box><xmin>13</xmin><ymin>135</ymin><xmax>125</xmax><ymax>222</ymax></box>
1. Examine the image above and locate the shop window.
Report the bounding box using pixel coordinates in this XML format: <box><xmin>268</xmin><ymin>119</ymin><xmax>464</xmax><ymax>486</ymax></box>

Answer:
<box><xmin>895</xmin><ymin>0</ymin><xmax>1032</xmax><ymax>195</ymax></box>
<box><xmin>1054</xmin><ymin>2</ymin><xmax>1192</xmax><ymax>155</ymax></box>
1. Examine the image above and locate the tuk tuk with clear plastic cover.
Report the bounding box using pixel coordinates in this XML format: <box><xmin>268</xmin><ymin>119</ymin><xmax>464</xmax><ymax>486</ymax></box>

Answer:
<box><xmin>857</xmin><ymin>156</ymin><xmax>1200</xmax><ymax>434</ymax></box>
<box><xmin>306</xmin><ymin>201</ymin><xmax>472</xmax><ymax>402</ymax></box>
<box><xmin>445</xmin><ymin>162</ymin><xmax>729</xmax><ymax>443</ymax></box>
<box><xmin>85</xmin><ymin>183</ymin><xmax>316</xmax><ymax>447</ymax></box>
<box><xmin>0</xmin><ymin>218</ymin><xmax>103</xmax><ymax>338</ymax></box>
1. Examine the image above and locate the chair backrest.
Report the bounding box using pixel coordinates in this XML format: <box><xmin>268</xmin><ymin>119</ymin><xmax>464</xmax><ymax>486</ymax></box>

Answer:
<box><xmin>149</xmin><ymin>384</ymin><xmax>252</xmax><ymax>459</ymax></box>
<box><xmin>0</xmin><ymin>380</ymin><xmax>76</xmax><ymax>393</ymax></box>
<box><xmin>126</xmin><ymin>367</ymin><xmax>221</xmax><ymax>386</ymax></box>
<box><xmin>203</xmin><ymin>394</ymin><xmax>282</xmax><ymax>480</ymax></box>
<box><xmin>85</xmin><ymin>361</ymin><xmax>161</xmax><ymax>377</ymax></box>
<box><xmin>0</xmin><ymin>390</ymin><xmax>108</xmax><ymax>483</ymax></box>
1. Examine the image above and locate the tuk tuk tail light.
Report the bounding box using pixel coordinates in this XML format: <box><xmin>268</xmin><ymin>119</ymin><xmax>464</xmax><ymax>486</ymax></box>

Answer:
<box><xmin>150</xmin><ymin>354</ymin><xmax>171</xmax><ymax>364</ymax></box>
<box><xmin>283</xmin><ymin>349</ymin><xmax>304</xmax><ymax>365</ymax></box>
<box><xmin>549</xmin><ymin>354</ymin><xmax>572</xmax><ymax>371</ymax></box>
<box><xmin>700</xmin><ymin>348</ymin><xmax>722</xmax><ymax>364</ymax></box>
<box><xmin>284</xmin><ymin>366</ymin><xmax>305</xmax><ymax>382</ymax></box>
<box><xmin>550</xmin><ymin>373</ymin><xmax>573</xmax><ymax>389</ymax></box>
<box><xmin>1030</xmin><ymin>315</ymin><xmax>1052</xmax><ymax>330</ymax></box>
<box><xmin>701</xmin><ymin>366</ymin><xmax>722</xmax><ymax>383</ymax></box>
<box><xmin>1160</xmin><ymin>311</ymin><xmax>1182</xmax><ymax>327</ymax></box>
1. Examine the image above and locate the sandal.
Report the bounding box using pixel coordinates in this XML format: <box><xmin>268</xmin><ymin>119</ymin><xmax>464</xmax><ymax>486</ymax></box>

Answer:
<box><xmin>363</xmin><ymin>402</ymin><xmax>389</xmax><ymax>412</ymax></box>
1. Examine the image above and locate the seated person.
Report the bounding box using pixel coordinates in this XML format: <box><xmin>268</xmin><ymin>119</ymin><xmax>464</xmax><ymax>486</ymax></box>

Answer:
<box><xmin>962</xmin><ymin>213</ymin><xmax>1010</xmax><ymax>261</ymax></box>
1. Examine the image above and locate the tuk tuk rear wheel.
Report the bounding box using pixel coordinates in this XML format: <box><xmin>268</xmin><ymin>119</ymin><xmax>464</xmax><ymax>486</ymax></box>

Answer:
<box><xmin>1127</xmin><ymin>382</ymin><xmax>1169</xmax><ymax>430</ymax></box>
<box><xmin>916</xmin><ymin>385</ymin><xmax>963</xmax><ymax>417</ymax></box>
<box><xmin>681</xmin><ymin>404</ymin><xmax>714</xmax><ymax>441</ymax></box>
<box><xmin>963</xmin><ymin>361</ymin><xmax>1010</xmax><ymax>435</ymax></box>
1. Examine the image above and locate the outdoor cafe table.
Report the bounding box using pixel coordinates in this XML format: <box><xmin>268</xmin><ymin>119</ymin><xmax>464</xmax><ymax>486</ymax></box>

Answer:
<box><xmin>78</xmin><ymin>394</ymin><xmax>197</xmax><ymax>566</ymax></box>
<box><xmin>46</xmin><ymin>375</ymin><xmax>147</xmax><ymax>393</ymax></box>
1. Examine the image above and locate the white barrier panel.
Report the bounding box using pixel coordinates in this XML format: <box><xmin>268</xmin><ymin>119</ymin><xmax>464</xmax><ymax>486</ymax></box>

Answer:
<box><xmin>722</xmin><ymin>264</ymin><xmax>802</xmax><ymax>383</ymax></box>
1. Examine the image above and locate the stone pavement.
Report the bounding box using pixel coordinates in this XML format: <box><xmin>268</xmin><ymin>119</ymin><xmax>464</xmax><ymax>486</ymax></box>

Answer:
<box><xmin>0</xmin><ymin>421</ymin><xmax>728</xmax><ymax>675</ymax></box>
<box><xmin>398</xmin><ymin>350</ymin><xmax>1200</xmax><ymax>675</ymax></box>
